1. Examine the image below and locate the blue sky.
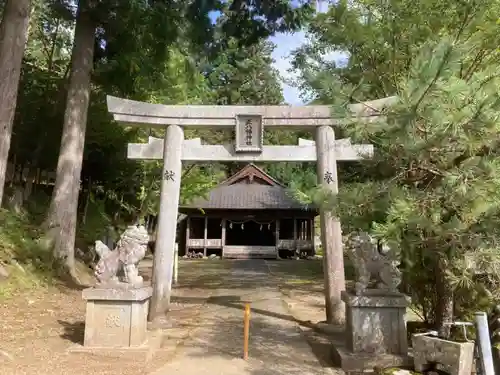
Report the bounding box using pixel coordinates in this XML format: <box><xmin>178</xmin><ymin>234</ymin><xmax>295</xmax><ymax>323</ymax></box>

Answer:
<box><xmin>268</xmin><ymin>1</ymin><xmax>346</xmax><ymax>105</ymax></box>
<box><xmin>268</xmin><ymin>31</ymin><xmax>307</xmax><ymax>105</ymax></box>
<box><xmin>268</xmin><ymin>31</ymin><xmax>347</xmax><ymax>105</ymax></box>
<box><xmin>208</xmin><ymin>2</ymin><xmax>347</xmax><ymax>105</ymax></box>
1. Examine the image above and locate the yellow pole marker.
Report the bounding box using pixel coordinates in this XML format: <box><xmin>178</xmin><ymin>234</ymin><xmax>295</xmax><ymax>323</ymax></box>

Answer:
<box><xmin>243</xmin><ymin>303</ymin><xmax>250</xmax><ymax>360</ymax></box>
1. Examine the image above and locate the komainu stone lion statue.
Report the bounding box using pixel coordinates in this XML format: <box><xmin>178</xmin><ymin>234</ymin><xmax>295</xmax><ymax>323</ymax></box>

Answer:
<box><xmin>344</xmin><ymin>231</ymin><xmax>401</xmax><ymax>295</ymax></box>
<box><xmin>94</xmin><ymin>225</ymin><xmax>149</xmax><ymax>287</ymax></box>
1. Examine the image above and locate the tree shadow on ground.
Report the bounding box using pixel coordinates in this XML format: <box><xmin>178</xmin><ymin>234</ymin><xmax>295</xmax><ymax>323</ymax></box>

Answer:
<box><xmin>141</xmin><ymin>259</ymin><xmax>333</xmax><ymax>292</ymax></box>
<box><xmin>164</xmin><ymin>259</ymin><xmax>341</xmax><ymax>374</ymax></box>
<box><xmin>301</xmin><ymin>328</ymin><xmax>339</xmax><ymax>368</ymax></box>
<box><xmin>147</xmin><ymin>263</ymin><xmax>273</xmax><ymax>293</ymax></box>
<box><xmin>266</xmin><ymin>258</ymin><xmax>354</xmax><ymax>290</ymax></box>
<box><xmin>167</xmin><ymin>258</ymin><xmax>350</xmax><ymax>297</ymax></box>
<box><xmin>58</xmin><ymin>319</ymin><xmax>85</xmax><ymax>345</ymax></box>
<box><xmin>178</xmin><ymin>294</ymin><xmax>313</xmax><ymax>327</ymax></box>
<box><xmin>168</xmin><ymin>295</ymin><xmax>333</xmax><ymax>375</ymax></box>
<box><xmin>183</xmin><ymin>310</ymin><xmax>335</xmax><ymax>375</ymax></box>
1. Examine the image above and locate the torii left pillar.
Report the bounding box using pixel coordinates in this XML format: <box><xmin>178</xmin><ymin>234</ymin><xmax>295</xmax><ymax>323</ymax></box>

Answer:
<box><xmin>149</xmin><ymin>124</ymin><xmax>184</xmax><ymax>321</ymax></box>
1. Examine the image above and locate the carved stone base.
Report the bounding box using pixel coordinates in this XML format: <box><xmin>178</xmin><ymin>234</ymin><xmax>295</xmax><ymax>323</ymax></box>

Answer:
<box><xmin>343</xmin><ymin>290</ymin><xmax>409</xmax><ymax>355</ymax></box>
<box><xmin>82</xmin><ymin>286</ymin><xmax>152</xmax><ymax>348</ymax></box>
<box><xmin>332</xmin><ymin>344</ymin><xmax>411</xmax><ymax>373</ymax></box>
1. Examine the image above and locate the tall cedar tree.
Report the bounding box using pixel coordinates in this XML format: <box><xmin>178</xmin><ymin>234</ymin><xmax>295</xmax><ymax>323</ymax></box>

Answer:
<box><xmin>45</xmin><ymin>0</ymin><xmax>314</xmax><ymax>275</ymax></box>
<box><xmin>0</xmin><ymin>0</ymin><xmax>32</xmax><ymax>205</ymax></box>
<box><xmin>45</xmin><ymin>0</ymin><xmax>95</xmax><ymax>273</ymax></box>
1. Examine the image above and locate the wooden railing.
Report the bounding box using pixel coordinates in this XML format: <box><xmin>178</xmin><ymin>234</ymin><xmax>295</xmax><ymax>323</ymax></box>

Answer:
<box><xmin>187</xmin><ymin>239</ymin><xmax>222</xmax><ymax>248</ymax></box>
<box><xmin>187</xmin><ymin>239</ymin><xmax>313</xmax><ymax>250</ymax></box>
<box><xmin>277</xmin><ymin>239</ymin><xmax>313</xmax><ymax>250</ymax></box>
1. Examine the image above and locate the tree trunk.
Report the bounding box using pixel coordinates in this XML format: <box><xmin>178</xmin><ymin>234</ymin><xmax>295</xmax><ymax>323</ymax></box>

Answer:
<box><xmin>45</xmin><ymin>0</ymin><xmax>95</xmax><ymax>274</ymax></box>
<box><xmin>0</xmin><ymin>0</ymin><xmax>31</xmax><ymax>206</ymax></box>
<box><xmin>435</xmin><ymin>254</ymin><xmax>454</xmax><ymax>338</ymax></box>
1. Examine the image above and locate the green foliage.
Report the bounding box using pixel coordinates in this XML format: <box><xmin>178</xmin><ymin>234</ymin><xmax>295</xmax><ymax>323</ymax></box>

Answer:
<box><xmin>0</xmin><ymin>207</ymin><xmax>56</xmax><ymax>298</ymax></box>
<box><xmin>180</xmin><ymin>165</ymin><xmax>225</xmax><ymax>205</ymax></box>
<box><xmin>291</xmin><ymin>0</ymin><xmax>500</xmax><ymax>102</ymax></box>
<box><xmin>287</xmin><ymin>0</ymin><xmax>500</xmax><ymax>327</ymax></box>
<box><xmin>216</xmin><ymin>0</ymin><xmax>315</xmax><ymax>48</ymax></box>
<box><xmin>207</xmin><ymin>38</ymin><xmax>284</xmax><ymax>105</ymax></box>
<box><xmin>77</xmin><ymin>196</ymin><xmax>114</xmax><ymax>248</ymax></box>
<box><xmin>5</xmin><ymin>0</ymin><xmax>319</xmax><ymax>281</ymax></box>
<box><xmin>316</xmin><ymin>36</ymin><xmax>500</xmax><ymax>324</ymax></box>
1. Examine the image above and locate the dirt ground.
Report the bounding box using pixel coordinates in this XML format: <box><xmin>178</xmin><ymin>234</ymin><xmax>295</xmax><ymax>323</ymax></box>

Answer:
<box><xmin>0</xmin><ymin>258</ymin><xmax>330</xmax><ymax>375</ymax></box>
<box><xmin>266</xmin><ymin>259</ymin><xmax>326</xmax><ymax>324</ymax></box>
<box><xmin>265</xmin><ymin>259</ymin><xmax>341</xmax><ymax>362</ymax></box>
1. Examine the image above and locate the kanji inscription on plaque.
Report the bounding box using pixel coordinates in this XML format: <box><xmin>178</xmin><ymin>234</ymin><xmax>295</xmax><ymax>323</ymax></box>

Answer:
<box><xmin>244</xmin><ymin>119</ymin><xmax>253</xmax><ymax>145</ymax></box>
<box><xmin>235</xmin><ymin>114</ymin><xmax>263</xmax><ymax>152</ymax></box>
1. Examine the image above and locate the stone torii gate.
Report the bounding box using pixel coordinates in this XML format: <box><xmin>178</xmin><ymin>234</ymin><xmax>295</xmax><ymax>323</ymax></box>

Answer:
<box><xmin>107</xmin><ymin>95</ymin><xmax>395</xmax><ymax>323</ymax></box>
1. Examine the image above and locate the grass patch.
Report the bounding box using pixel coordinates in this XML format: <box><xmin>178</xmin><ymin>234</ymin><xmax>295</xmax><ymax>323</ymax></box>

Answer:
<box><xmin>0</xmin><ymin>208</ymin><xmax>57</xmax><ymax>299</ymax></box>
<box><xmin>267</xmin><ymin>260</ymin><xmax>324</xmax><ymax>282</ymax></box>
<box><xmin>267</xmin><ymin>257</ymin><xmax>355</xmax><ymax>281</ymax></box>
<box><xmin>177</xmin><ymin>259</ymin><xmax>233</xmax><ymax>288</ymax></box>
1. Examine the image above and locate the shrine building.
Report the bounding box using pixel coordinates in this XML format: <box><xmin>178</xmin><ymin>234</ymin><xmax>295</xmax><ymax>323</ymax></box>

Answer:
<box><xmin>177</xmin><ymin>163</ymin><xmax>317</xmax><ymax>259</ymax></box>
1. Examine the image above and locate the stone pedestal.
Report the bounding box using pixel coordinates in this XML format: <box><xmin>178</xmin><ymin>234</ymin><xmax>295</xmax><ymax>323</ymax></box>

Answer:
<box><xmin>82</xmin><ymin>286</ymin><xmax>152</xmax><ymax>348</ymax></box>
<box><xmin>332</xmin><ymin>291</ymin><xmax>411</xmax><ymax>373</ymax></box>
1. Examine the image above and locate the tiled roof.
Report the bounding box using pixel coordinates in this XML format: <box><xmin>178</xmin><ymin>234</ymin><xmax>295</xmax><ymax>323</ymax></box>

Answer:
<box><xmin>185</xmin><ymin>183</ymin><xmax>313</xmax><ymax>210</ymax></box>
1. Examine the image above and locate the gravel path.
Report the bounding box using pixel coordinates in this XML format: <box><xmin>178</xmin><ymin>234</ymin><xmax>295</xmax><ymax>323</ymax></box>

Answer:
<box><xmin>149</xmin><ymin>260</ymin><xmax>341</xmax><ymax>375</ymax></box>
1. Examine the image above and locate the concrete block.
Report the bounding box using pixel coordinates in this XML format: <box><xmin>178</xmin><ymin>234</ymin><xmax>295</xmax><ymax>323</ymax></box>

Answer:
<box><xmin>412</xmin><ymin>335</ymin><xmax>474</xmax><ymax>375</ymax></box>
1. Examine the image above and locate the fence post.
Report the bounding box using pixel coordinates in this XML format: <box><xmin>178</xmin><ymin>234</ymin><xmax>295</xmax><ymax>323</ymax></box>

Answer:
<box><xmin>243</xmin><ymin>303</ymin><xmax>251</xmax><ymax>360</ymax></box>
<box><xmin>475</xmin><ymin>312</ymin><xmax>495</xmax><ymax>375</ymax></box>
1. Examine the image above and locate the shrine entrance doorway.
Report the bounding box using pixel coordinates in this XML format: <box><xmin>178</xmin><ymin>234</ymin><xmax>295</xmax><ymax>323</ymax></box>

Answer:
<box><xmin>225</xmin><ymin>220</ymin><xmax>276</xmax><ymax>247</ymax></box>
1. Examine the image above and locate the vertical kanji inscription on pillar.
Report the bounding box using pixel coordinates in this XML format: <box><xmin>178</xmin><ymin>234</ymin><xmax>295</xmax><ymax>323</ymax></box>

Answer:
<box><xmin>324</xmin><ymin>171</ymin><xmax>335</xmax><ymax>184</ymax></box>
<box><xmin>163</xmin><ymin>170</ymin><xmax>175</xmax><ymax>181</ymax></box>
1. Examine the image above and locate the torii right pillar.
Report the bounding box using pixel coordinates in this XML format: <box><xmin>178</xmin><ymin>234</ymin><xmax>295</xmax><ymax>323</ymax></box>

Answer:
<box><xmin>316</xmin><ymin>125</ymin><xmax>345</xmax><ymax>325</ymax></box>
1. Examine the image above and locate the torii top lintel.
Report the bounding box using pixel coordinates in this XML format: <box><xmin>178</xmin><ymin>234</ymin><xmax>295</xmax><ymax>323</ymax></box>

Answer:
<box><xmin>106</xmin><ymin>95</ymin><xmax>396</xmax><ymax>129</ymax></box>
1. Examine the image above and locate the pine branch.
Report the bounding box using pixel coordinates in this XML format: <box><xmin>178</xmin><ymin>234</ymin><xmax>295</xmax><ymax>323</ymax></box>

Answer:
<box><xmin>411</xmin><ymin>2</ymin><xmax>474</xmax><ymax>113</ymax></box>
<box><xmin>462</xmin><ymin>48</ymin><xmax>488</xmax><ymax>80</ymax></box>
<box><xmin>452</xmin><ymin>142</ymin><xmax>500</xmax><ymax>169</ymax></box>
<box><xmin>411</xmin><ymin>42</ymin><xmax>454</xmax><ymax>113</ymax></box>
